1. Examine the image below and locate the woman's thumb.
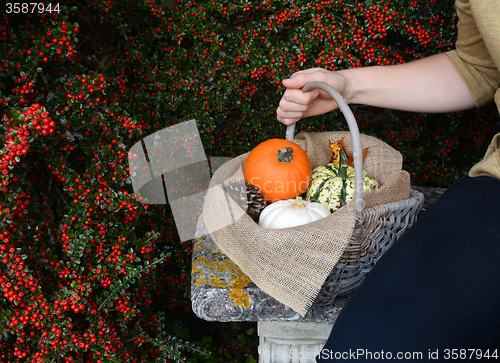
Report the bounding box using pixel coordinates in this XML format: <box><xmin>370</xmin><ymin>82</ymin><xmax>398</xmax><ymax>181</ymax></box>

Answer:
<box><xmin>282</xmin><ymin>74</ymin><xmax>307</xmax><ymax>89</ymax></box>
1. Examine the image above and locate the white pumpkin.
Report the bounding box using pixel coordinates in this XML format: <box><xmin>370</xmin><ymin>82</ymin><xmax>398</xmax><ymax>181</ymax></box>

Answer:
<box><xmin>258</xmin><ymin>196</ymin><xmax>331</xmax><ymax>229</ymax></box>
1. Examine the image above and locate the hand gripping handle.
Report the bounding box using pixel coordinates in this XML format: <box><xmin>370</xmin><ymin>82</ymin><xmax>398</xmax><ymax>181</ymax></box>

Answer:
<box><xmin>285</xmin><ymin>81</ymin><xmax>364</xmax><ymax>218</ymax></box>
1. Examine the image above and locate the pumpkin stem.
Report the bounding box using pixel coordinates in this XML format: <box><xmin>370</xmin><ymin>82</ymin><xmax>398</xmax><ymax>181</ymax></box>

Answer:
<box><xmin>277</xmin><ymin>147</ymin><xmax>294</xmax><ymax>163</ymax></box>
<box><xmin>291</xmin><ymin>196</ymin><xmax>305</xmax><ymax>208</ymax></box>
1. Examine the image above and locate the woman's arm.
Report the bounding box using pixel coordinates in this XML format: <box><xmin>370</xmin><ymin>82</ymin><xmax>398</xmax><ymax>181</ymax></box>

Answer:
<box><xmin>276</xmin><ymin>53</ymin><xmax>476</xmax><ymax>125</ymax></box>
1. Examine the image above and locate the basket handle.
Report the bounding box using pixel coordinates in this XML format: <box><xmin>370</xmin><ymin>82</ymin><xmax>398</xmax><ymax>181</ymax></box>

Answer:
<box><xmin>285</xmin><ymin>81</ymin><xmax>364</xmax><ymax>218</ymax></box>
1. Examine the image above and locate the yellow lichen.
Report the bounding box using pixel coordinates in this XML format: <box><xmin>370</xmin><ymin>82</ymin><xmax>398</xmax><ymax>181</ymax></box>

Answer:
<box><xmin>228</xmin><ymin>289</ymin><xmax>251</xmax><ymax>308</ymax></box>
<box><xmin>194</xmin><ymin>235</ymin><xmax>207</xmax><ymax>251</ymax></box>
<box><xmin>228</xmin><ymin>273</ymin><xmax>252</xmax><ymax>307</ymax></box>
<box><xmin>192</xmin><ymin>255</ymin><xmax>252</xmax><ymax>307</ymax></box>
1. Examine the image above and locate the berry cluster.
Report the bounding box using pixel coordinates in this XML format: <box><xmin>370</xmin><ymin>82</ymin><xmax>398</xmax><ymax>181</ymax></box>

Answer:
<box><xmin>1</xmin><ymin>104</ymin><xmax>55</xmax><ymax>191</ymax></box>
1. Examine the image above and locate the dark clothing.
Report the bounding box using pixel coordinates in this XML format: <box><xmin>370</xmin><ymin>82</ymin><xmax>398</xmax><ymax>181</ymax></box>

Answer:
<box><xmin>317</xmin><ymin>176</ymin><xmax>500</xmax><ymax>362</ymax></box>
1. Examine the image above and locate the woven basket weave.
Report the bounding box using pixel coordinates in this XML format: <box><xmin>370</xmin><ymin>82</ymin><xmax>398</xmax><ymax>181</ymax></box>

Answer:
<box><xmin>312</xmin><ymin>189</ymin><xmax>423</xmax><ymax>306</ymax></box>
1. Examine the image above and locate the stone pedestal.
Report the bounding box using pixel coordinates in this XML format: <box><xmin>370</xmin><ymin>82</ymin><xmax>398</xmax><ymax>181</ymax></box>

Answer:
<box><xmin>191</xmin><ymin>216</ymin><xmax>348</xmax><ymax>362</ymax></box>
<box><xmin>258</xmin><ymin>321</ymin><xmax>333</xmax><ymax>363</ymax></box>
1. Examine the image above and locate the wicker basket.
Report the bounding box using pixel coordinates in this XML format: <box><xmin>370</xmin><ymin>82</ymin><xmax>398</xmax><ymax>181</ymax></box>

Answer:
<box><xmin>291</xmin><ymin>82</ymin><xmax>425</xmax><ymax>308</ymax></box>
<box><xmin>312</xmin><ymin>188</ymin><xmax>423</xmax><ymax>307</ymax></box>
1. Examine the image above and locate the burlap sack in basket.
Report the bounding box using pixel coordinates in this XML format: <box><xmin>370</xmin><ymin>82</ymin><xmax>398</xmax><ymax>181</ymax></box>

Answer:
<box><xmin>203</xmin><ymin>130</ymin><xmax>410</xmax><ymax>316</ymax></box>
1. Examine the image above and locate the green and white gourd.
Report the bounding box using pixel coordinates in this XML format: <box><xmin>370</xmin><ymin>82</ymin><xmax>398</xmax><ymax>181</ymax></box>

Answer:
<box><xmin>305</xmin><ymin>150</ymin><xmax>378</xmax><ymax>213</ymax></box>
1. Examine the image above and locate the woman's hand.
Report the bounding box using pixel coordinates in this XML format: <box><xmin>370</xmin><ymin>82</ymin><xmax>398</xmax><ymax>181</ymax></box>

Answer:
<box><xmin>276</xmin><ymin>68</ymin><xmax>349</xmax><ymax>125</ymax></box>
<box><xmin>276</xmin><ymin>54</ymin><xmax>476</xmax><ymax>126</ymax></box>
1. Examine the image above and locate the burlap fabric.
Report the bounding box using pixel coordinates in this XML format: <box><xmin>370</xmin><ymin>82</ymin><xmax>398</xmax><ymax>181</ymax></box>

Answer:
<box><xmin>203</xmin><ymin>131</ymin><xmax>410</xmax><ymax>316</ymax></box>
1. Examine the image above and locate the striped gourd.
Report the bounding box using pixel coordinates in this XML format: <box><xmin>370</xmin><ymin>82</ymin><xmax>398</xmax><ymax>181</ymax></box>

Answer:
<box><xmin>305</xmin><ymin>151</ymin><xmax>378</xmax><ymax>213</ymax></box>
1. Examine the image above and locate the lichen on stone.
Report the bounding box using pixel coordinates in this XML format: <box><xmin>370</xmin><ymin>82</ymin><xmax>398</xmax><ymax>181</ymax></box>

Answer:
<box><xmin>192</xmin><ymin>236</ymin><xmax>252</xmax><ymax>307</ymax></box>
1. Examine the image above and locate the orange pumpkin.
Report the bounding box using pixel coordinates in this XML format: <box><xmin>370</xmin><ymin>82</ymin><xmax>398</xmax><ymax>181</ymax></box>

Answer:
<box><xmin>244</xmin><ymin>139</ymin><xmax>311</xmax><ymax>202</ymax></box>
